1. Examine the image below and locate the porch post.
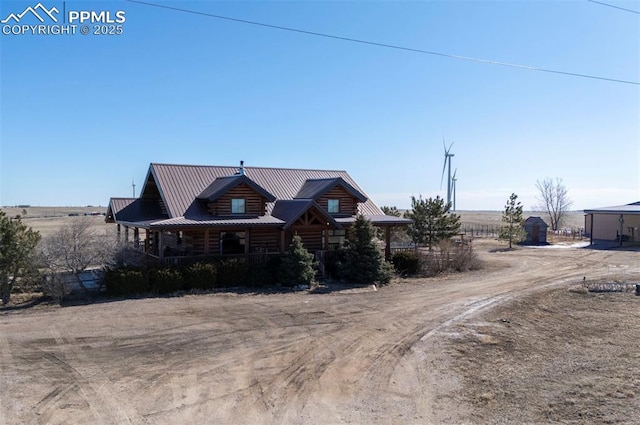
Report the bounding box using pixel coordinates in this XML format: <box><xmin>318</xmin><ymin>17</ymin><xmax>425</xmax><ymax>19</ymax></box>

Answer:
<box><xmin>158</xmin><ymin>231</ymin><xmax>165</xmax><ymax>260</ymax></box>
<box><xmin>134</xmin><ymin>228</ymin><xmax>140</xmax><ymax>250</ymax></box>
<box><xmin>245</xmin><ymin>228</ymin><xmax>250</xmax><ymax>254</ymax></box>
<box><xmin>145</xmin><ymin>229</ymin><xmax>150</xmax><ymax>253</ymax></box>
<box><xmin>117</xmin><ymin>224</ymin><xmax>121</xmax><ymax>242</ymax></box>
<box><xmin>385</xmin><ymin>226</ymin><xmax>392</xmax><ymax>261</ymax></box>
<box><xmin>619</xmin><ymin>214</ymin><xmax>624</xmax><ymax>247</ymax></box>
<box><xmin>279</xmin><ymin>230</ymin><xmax>286</xmax><ymax>253</ymax></box>
<box><xmin>124</xmin><ymin>226</ymin><xmax>129</xmax><ymax>245</ymax></box>
<box><xmin>323</xmin><ymin>224</ymin><xmax>328</xmax><ymax>250</ymax></box>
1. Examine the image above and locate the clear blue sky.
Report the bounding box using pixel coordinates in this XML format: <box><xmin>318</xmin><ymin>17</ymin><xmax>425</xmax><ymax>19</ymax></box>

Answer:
<box><xmin>1</xmin><ymin>0</ymin><xmax>638</xmax><ymax>211</ymax></box>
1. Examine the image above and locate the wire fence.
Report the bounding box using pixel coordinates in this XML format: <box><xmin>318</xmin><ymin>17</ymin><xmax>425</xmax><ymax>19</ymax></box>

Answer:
<box><xmin>459</xmin><ymin>225</ymin><xmax>585</xmax><ymax>240</ymax></box>
<box><xmin>460</xmin><ymin>224</ymin><xmax>501</xmax><ymax>238</ymax></box>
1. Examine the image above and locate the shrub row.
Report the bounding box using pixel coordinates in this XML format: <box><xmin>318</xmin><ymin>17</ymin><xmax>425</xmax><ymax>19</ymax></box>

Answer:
<box><xmin>104</xmin><ymin>257</ymin><xmax>282</xmax><ymax>297</ymax></box>
<box><xmin>391</xmin><ymin>242</ymin><xmax>482</xmax><ymax>277</ymax></box>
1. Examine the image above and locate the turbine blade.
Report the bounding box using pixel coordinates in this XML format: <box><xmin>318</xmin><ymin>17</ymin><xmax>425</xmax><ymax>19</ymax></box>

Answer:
<box><xmin>440</xmin><ymin>158</ymin><xmax>447</xmax><ymax>189</ymax></box>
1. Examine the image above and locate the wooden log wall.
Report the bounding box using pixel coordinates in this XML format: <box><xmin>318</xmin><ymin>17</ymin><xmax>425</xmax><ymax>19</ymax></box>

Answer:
<box><xmin>206</xmin><ymin>184</ymin><xmax>267</xmax><ymax>216</ymax></box>
<box><xmin>317</xmin><ymin>186</ymin><xmax>358</xmax><ymax>215</ymax></box>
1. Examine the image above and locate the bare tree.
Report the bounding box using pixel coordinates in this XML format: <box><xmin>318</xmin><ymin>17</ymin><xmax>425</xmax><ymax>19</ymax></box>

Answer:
<box><xmin>535</xmin><ymin>177</ymin><xmax>573</xmax><ymax>231</ymax></box>
<box><xmin>39</xmin><ymin>218</ymin><xmax>116</xmax><ymax>296</ymax></box>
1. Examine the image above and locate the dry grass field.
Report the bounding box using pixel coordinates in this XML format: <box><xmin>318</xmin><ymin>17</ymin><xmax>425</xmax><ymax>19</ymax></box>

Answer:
<box><xmin>3</xmin><ymin>207</ymin><xmax>637</xmax><ymax>424</ymax></box>
<box><xmin>1</xmin><ymin>206</ymin><xmax>110</xmax><ymax>237</ymax></box>
<box><xmin>456</xmin><ymin>210</ymin><xmax>585</xmax><ymax>229</ymax></box>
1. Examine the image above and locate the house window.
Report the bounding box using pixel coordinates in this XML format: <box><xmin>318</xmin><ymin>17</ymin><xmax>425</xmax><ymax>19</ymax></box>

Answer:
<box><xmin>231</xmin><ymin>198</ymin><xmax>246</xmax><ymax>214</ymax></box>
<box><xmin>220</xmin><ymin>231</ymin><xmax>245</xmax><ymax>254</ymax></box>
<box><xmin>328</xmin><ymin>199</ymin><xmax>340</xmax><ymax>214</ymax></box>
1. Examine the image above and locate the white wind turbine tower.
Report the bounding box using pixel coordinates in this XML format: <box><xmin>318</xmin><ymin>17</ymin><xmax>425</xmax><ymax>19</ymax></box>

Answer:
<box><xmin>440</xmin><ymin>138</ymin><xmax>455</xmax><ymax>206</ymax></box>
<box><xmin>132</xmin><ymin>178</ymin><xmax>136</xmax><ymax>197</ymax></box>
<box><xmin>451</xmin><ymin>169</ymin><xmax>458</xmax><ymax>211</ymax></box>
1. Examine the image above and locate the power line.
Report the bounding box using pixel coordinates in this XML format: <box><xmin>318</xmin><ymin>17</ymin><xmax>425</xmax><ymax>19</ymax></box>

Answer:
<box><xmin>126</xmin><ymin>0</ymin><xmax>639</xmax><ymax>86</ymax></box>
<box><xmin>586</xmin><ymin>0</ymin><xmax>640</xmax><ymax>14</ymax></box>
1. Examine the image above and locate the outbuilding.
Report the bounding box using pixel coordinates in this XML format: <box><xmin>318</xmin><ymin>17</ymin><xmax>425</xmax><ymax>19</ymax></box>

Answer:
<box><xmin>523</xmin><ymin>216</ymin><xmax>548</xmax><ymax>245</ymax></box>
<box><xmin>584</xmin><ymin>202</ymin><xmax>640</xmax><ymax>247</ymax></box>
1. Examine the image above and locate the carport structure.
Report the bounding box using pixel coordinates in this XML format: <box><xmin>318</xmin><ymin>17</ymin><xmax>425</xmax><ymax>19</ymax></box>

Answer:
<box><xmin>584</xmin><ymin>201</ymin><xmax>640</xmax><ymax>246</ymax></box>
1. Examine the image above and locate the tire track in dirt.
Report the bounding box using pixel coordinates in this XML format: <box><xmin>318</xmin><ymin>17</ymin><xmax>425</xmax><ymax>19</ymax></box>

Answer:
<box><xmin>0</xmin><ymin>334</ymin><xmax>14</xmax><ymax>425</ymax></box>
<box><xmin>30</xmin><ymin>328</ymin><xmax>145</xmax><ymax>425</ymax></box>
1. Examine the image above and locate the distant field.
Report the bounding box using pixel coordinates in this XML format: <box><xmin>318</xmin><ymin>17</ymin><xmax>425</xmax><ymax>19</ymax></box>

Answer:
<box><xmin>1</xmin><ymin>207</ymin><xmax>585</xmax><ymax>238</ymax></box>
<box><xmin>1</xmin><ymin>206</ymin><xmax>110</xmax><ymax>237</ymax></box>
<box><xmin>456</xmin><ymin>210</ymin><xmax>585</xmax><ymax>229</ymax></box>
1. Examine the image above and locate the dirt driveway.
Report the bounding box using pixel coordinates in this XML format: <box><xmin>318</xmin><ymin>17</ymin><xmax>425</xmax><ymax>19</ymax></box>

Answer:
<box><xmin>1</xmin><ymin>242</ymin><xmax>638</xmax><ymax>424</ymax></box>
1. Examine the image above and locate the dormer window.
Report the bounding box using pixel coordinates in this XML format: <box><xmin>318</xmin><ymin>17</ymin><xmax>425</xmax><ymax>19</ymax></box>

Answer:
<box><xmin>328</xmin><ymin>199</ymin><xmax>340</xmax><ymax>214</ymax></box>
<box><xmin>231</xmin><ymin>198</ymin><xmax>246</xmax><ymax>214</ymax></box>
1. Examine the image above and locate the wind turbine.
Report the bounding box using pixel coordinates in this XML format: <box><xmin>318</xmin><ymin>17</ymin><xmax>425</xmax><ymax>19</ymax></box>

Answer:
<box><xmin>451</xmin><ymin>169</ymin><xmax>458</xmax><ymax>211</ymax></box>
<box><xmin>132</xmin><ymin>178</ymin><xmax>136</xmax><ymax>198</ymax></box>
<box><xmin>440</xmin><ymin>138</ymin><xmax>455</xmax><ymax>206</ymax></box>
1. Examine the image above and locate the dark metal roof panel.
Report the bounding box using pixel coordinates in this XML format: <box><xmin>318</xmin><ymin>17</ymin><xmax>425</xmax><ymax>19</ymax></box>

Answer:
<box><xmin>295</xmin><ymin>179</ymin><xmax>337</xmax><ymax>199</ymax></box>
<box><xmin>197</xmin><ymin>174</ymin><xmax>277</xmax><ymax>202</ymax></box>
<box><xmin>271</xmin><ymin>199</ymin><xmax>341</xmax><ymax>230</ymax></box>
<box><xmin>271</xmin><ymin>199</ymin><xmax>314</xmax><ymax>223</ymax></box>
<box><xmin>108</xmin><ymin>197</ymin><xmax>167</xmax><ymax>223</ymax></box>
<box><xmin>294</xmin><ymin>177</ymin><xmax>367</xmax><ymax>202</ymax></box>
<box><xmin>149</xmin><ymin>163</ymin><xmax>383</xmax><ymax>218</ymax></box>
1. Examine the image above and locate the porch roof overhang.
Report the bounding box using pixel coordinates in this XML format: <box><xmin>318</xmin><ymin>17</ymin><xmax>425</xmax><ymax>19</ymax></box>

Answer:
<box><xmin>148</xmin><ymin>215</ymin><xmax>285</xmax><ymax>229</ymax></box>
<box><xmin>336</xmin><ymin>214</ymin><xmax>413</xmax><ymax>226</ymax></box>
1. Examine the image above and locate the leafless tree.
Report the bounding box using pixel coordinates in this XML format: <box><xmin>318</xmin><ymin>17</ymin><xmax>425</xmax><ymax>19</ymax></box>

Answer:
<box><xmin>535</xmin><ymin>177</ymin><xmax>573</xmax><ymax>231</ymax></box>
<box><xmin>39</xmin><ymin>218</ymin><xmax>116</xmax><ymax>296</ymax></box>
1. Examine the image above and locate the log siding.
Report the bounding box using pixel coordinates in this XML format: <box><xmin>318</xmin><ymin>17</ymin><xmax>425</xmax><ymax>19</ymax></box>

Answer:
<box><xmin>318</xmin><ymin>186</ymin><xmax>359</xmax><ymax>216</ymax></box>
<box><xmin>206</xmin><ymin>184</ymin><xmax>268</xmax><ymax>216</ymax></box>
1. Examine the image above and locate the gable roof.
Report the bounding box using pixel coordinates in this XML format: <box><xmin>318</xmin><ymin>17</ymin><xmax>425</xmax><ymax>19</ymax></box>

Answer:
<box><xmin>146</xmin><ymin>163</ymin><xmax>383</xmax><ymax>218</ymax></box>
<box><xmin>294</xmin><ymin>177</ymin><xmax>367</xmax><ymax>202</ymax></box>
<box><xmin>271</xmin><ymin>199</ymin><xmax>342</xmax><ymax>230</ymax></box>
<box><xmin>197</xmin><ymin>174</ymin><xmax>276</xmax><ymax>203</ymax></box>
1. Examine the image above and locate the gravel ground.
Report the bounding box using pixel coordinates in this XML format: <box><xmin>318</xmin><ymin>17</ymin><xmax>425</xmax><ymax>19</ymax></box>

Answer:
<box><xmin>1</xmin><ymin>240</ymin><xmax>638</xmax><ymax>424</ymax></box>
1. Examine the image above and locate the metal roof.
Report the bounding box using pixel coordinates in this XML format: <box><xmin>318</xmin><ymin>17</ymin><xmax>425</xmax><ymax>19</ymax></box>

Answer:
<box><xmin>583</xmin><ymin>201</ymin><xmax>640</xmax><ymax>214</ymax></box>
<box><xmin>197</xmin><ymin>174</ymin><xmax>277</xmax><ymax>203</ymax></box>
<box><xmin>149</xmin><ymin>215</ymin><xmax>284</xmax><ymax>228</ymax></box>
<box><xmin>335</xmin><ymin>215</ymin><xmax>412</xmax><ymax>226</ymax></box>
<box><xmin>107</xmin><ymin>197</ymin><xmax>167</xmax><ymax>223</ymax></box>
<box><xmin>294</xmin><ymin>177</ymin><xmax>367</xmax><ymax>202</ymax></box>
<box><xmin>149</xmin><ymin>163</ymin><xmax>383</xmax><ymax>218</ymax></box>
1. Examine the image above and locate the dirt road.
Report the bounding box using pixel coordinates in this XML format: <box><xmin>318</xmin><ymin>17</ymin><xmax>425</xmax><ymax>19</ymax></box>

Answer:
<box><xmin>1</xmin><ymin>243</ymin><xmax>638</xmax><ymax>424</ymax></box>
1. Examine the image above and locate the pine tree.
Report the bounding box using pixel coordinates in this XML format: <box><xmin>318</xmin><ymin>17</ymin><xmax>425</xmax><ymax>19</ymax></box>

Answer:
<box><xmin>404</xmin><ymin>196</ymin><xmax>461</xmax><ymax>250</ymax></box>
<box><xmin>341</xmin><ymin>215</ymin><xmax>393</xmax><ymax>285</ymax></box>
<box><xmin>278</xmin><ymin>235</ymin><xmax>316</xmax><ymax>287</ymax></box>
<box><xmin>499</xmin><ymin>193</ymin><xmax>526</xmax><ymax>249</ymax></box>
<box><xmin>0</xmin><ymin>211</ymin><xmax>41</xmax><ymax>304</ymax></box>
<box><xmin>381</xmin><ymin>206</ymin><xmax>401</xmax><ymax>217</ymax></box>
